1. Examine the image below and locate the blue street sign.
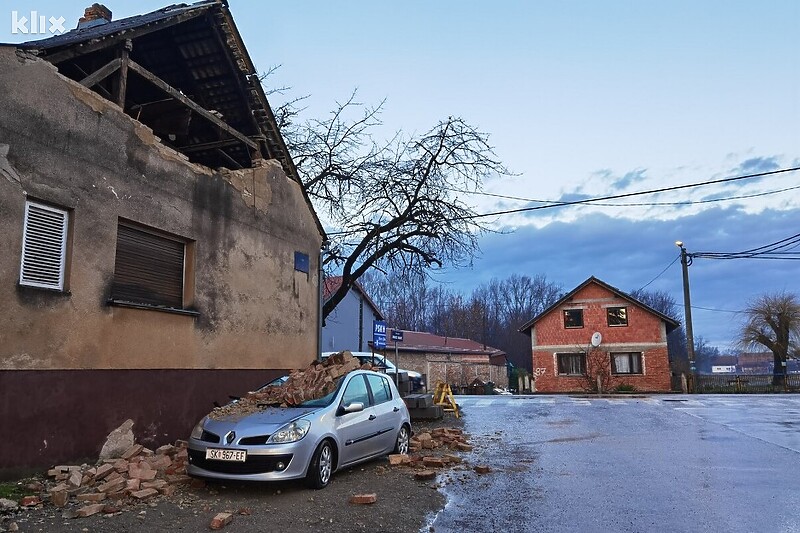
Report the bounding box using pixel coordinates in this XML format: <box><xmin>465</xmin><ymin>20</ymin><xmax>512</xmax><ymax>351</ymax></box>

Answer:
<box><xmin>373</xmin><ymin>320</ymin><xmax>387</xmax><ymax>349</ymax></box>
<box><xmin>391</xmin><ymin>329</ymin><xmax>403</xmax><ymax>342</ymax></box>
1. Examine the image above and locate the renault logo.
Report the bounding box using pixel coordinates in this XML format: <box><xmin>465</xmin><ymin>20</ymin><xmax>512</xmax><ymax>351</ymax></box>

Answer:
<box><xmin>224</xmin><ymin>431</ymin><xmax>236</xmax><ymax>444</ymax></box>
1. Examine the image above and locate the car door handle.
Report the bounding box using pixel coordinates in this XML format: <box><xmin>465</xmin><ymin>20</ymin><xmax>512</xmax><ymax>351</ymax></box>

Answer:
<box><xmin>368</xmin><ymin>414</ymin><xmax>376</xmax><ymax>420</ymax></box>
<box><xmin>393</xmin><ymin>407</ymin><xmax>400</xmax><ymax>412</ymax></box>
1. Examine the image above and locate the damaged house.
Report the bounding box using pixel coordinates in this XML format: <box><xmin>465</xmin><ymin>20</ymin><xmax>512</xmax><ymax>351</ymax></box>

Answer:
<box><xmin>0</xmin><ymin>2</ymin><xmax>325</xmax><ymax>474</ymax></box>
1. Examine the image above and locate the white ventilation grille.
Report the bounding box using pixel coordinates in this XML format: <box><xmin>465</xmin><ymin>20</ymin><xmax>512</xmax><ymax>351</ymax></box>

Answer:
<box><xmin>19</xmin><ymin>201</ymin><xmax>68</xmax><ymax>290</ymax></box>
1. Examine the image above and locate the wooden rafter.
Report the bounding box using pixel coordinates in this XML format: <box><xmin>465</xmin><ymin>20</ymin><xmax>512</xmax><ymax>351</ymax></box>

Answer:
<box><xmin>79</xmin><ymin>58</ymin><xmax>121</xmax><ymax>88</ymax></box>
<box><xmin>127</xmin><ymin>59</ymin><xmax>258</xmax><ymax>151</ymax></box>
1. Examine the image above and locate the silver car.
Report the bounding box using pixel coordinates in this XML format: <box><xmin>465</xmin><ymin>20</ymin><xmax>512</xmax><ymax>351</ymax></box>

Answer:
<box><xmin>187</xmin><ymin>369</ymin><xmax>411</xmax><ymax>489</ymax></box>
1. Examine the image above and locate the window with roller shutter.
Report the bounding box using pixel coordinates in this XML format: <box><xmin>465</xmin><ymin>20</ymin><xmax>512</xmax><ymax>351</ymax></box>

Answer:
<box><xmin>110</xmin><ymin>222</ymin><xmax>187</xmax><ymax>309</ymax></box>
<box><xmin>19</xmin><ymin>201</ymin><xmax>69</xmax><ymax>291</ymax></box>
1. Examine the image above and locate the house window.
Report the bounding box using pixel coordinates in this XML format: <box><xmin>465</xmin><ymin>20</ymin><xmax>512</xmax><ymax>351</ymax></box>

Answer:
<box><xmin>564</xmin><ymin>309</ymin><xmax>584</xmax><ymax>328</ymax></box>
<box><xmin>19</xmin><ymin>200</ymin><xmax>69</xmax><ymax>291</ymax></box>
<box><xmin>611</xmin><ymin>352</ymin><xmax>643</xmax><ymax>374</ymax></box>
<box><xmin>557</xmin><ymin>353</ymin><xmax>586</xmax><ymax>375</ymax></box>
<box><xmin>110</xmin><ymin>222</ymin><xmax>190</xmax><ymax>309</ymax></box>
<box><xmin>607</xmin><ymin>306</ymin><xmax>628</xmax><ymax>326</ymax></box>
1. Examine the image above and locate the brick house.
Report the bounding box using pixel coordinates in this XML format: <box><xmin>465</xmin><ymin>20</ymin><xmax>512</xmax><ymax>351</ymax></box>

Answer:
<box><xmin>519</xmin><ymin>277</ymin><xmax>678</xmax><ymax>393</ymax></box>
<box><xmin>0</xmin><ymin>3</ymin><xmax>325</xmax><ymax>474</ymax></box>
<box><xmin>321</xmin><ymin>276</ymin><xmax>384</xmax><ymax>353</ymax></box>
<box><xmin>376</xmin><ymin>329</ymin><xmax>508</xmax><ymax>392</ymax></box>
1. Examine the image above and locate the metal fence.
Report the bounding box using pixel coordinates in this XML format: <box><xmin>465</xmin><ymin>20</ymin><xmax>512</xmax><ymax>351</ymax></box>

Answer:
<box><xmin>692</xmin><ymin>374</ymin><xmax>800</xmax><ymax>394</ymax></box>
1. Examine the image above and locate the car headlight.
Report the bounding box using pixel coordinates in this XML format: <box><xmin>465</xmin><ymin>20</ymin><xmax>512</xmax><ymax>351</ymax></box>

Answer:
<box><xmin>190</xmin><ymin>417</ymin><xmax>207</xmax><ymax>440</ymax></box>
<box><xmin>268</xmin><ymin>419</ymin><xmax>311</xmax><ymax>444</ymax></box>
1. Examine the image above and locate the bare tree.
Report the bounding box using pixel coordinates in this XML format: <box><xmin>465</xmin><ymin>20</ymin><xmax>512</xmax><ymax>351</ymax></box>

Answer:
<box><xmin>629</xmin><ymin>288</ymin><xmax>687</xmax><ymax>374</ymax></box>
<box><xmin>279</xmin><ymin>93</ymin><xmax>509</xmax><ymax>320</ymax></box>
<box><xmin>737</xmin><ymin>291</ymin><xmax>800</xmax><ymax>386</ymax></box>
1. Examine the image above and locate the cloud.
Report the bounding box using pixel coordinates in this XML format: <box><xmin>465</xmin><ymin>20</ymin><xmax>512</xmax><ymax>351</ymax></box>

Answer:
<box><xmin>610</xmin><ymin>168</ymin><xmax>648</xmax><ymax>190</ymax></box>
<box><xmin>731</xmin><ymin>156</ymin><xmax>780</xmax><ymax>176</ymax></box>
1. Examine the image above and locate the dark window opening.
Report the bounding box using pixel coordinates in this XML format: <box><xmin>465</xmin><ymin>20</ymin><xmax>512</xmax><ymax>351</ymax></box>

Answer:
<box><xmin>607</xmin><ymin>306</ymin><xmax>628</xmax><ymax>327</ymax></box>
<box><xmin>564</xmin><ymin>309</ymin><xmax>584</xmax><ymax>328</ymax></box>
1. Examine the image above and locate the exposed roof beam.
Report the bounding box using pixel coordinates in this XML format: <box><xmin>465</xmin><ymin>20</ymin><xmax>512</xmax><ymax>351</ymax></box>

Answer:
<box><xmin>79</xmin><ymin>57</ymin><xmax>121</xmax><ymax>88</ymax></box>
<box><xmin>127</xmin><ymin>59</ymin><xmax>258</xmax><ymax>151</ymax></box>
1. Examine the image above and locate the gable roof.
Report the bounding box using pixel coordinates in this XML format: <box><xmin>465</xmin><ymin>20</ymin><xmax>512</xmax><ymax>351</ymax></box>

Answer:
<box><xmin>383</xmin><ymin>329</ymin><xmax>506</xmax><ymax>361</ymax></box>
<box><xmin>16</xmin><ymin>1</ymin><xmax>325</xmax><ymax>240</ymax></box>
<box><xmin>518</xmin><ymin>276</ymin><xmax>680</xmax><ymax>334</ymax></box>
<box><xmin>323</xmin><ymin>276</ymin><xmax>384</xmax><ymax>320</ymax></box>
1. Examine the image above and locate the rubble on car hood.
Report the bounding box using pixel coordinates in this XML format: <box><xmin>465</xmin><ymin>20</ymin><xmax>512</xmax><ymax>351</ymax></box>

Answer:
<box><xmin>208</xmin><ymin>351</ymin><xmax>368</xmax><ymax>419</ymax></box>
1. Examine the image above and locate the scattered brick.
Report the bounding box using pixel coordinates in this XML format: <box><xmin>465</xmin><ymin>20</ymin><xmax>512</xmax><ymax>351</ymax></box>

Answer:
<box><xmin>422</xmin><ymin>457</ymin><xmax>446</xmax><ymax>468</ymax></box>
<box><xmin>156</xmin><ymin>444</ymin><xmax>176</xmax><ymax>456</ymax></box>
<box><xmin>210</xmin><ymin>512</ymin><xmax>234</xmax><ymax>530</ymax></box>
<box><xmin>67</xmin><ymin>470</ymin><xmax>83</xmax><ymax>488</ymax></box>
<box><xmin>97</xmin><ymin>478</ymin><xmax>125</xmax><ymax>494</ymax></box>
<box><xmin>50</xmin><ymin>490</ymin><xmax>68</xmax><ymax>508</ymax></box>
<box><xmin>388</xmin><ymin>454</ymin><xmax>407</xmax><ymax>466</ymax></box>
<box><xmin>19</xmin><ymin>496</ymin><xmax>41</xmax><ymax>507</ymax></box>
<box><xmin>76</xmin><ymin>503</ymin><xmax>105</xmax><ymax>517</ymax></box>
<box><xmin>456</xmin><ymin>443</ymin><xmax>473</xmax><ymax>452</ymax></box>
<box><xmin>76</xmin><ymin>492</ymin><xmax>106</xmax><ymax>502</ymax></box>
<box><xmin>131</xmin><ymin>488</ymin><xmax>158</xmax><ymax>500</ymax></box>
<box><xmin>121</xmin><ymin>444</ymin><xmax>144</xmax><ymax>460</ymax></box>
<box><xmin>349</xmin><ymin>493</ymin><xmax>378</xmax><ymax>505</ymax></box>
<box><xmin>414</xmin><ymin>470</ymin><xmax>437</xmax><ymax>481</ymax></box>
<box><xmin>95</xmin><ymin>463</ymin><xmax>115</xmax><ymax>480</ymax></box>
<box><xmin>474</xmin><ymin>465</ymin><xmax>492</xmax><ymax>474</ymax></box>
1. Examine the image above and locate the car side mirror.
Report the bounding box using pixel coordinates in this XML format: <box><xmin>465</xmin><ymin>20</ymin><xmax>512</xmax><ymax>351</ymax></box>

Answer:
<box><xmin>339</xmin><ymin>401</ymin><xmax>364</xmax><ymax>415</ymax></box>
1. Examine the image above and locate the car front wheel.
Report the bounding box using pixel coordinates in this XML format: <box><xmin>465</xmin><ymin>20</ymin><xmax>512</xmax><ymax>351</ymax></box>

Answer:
<box><xmin>306</xmin><ymin>440</ymin><xmax>334</xmax><ymax>489</ymax></box>
<box><xmin>393</xmin><ymin>424</ymin><xmax>410</xmax><ymax>455</ymax></box>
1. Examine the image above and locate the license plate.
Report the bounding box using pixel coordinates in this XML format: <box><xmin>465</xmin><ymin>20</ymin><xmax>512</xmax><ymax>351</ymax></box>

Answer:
<box><xmin>205</xmin><ymin>448</ymin><xmax>247</xmax><ymax>462</ymax></box>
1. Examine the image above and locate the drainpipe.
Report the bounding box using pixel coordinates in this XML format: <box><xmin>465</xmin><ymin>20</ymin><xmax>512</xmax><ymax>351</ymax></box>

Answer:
<box><xmin>317</xmin><ymin>240</ymin><xmax>329</xmax><ymax>361</ymax></box>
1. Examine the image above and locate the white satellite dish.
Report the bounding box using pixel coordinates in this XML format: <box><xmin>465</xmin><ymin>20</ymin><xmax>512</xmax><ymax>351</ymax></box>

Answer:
<box><xmin>590</xmin><ymin>332</ymin><xmax>602</xmax><ymax>347</ymax></box>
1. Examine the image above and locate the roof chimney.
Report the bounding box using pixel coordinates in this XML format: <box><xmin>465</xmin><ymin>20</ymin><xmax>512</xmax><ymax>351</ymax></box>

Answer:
<box><xmin>77</xmin><ymin>4</ymin><xmax>112</xmax><ymax>29</ymax></box>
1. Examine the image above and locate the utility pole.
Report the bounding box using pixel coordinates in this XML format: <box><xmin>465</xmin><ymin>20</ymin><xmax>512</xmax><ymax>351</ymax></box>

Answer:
<box><xmin>675</xmin><ymin>241</ymin><xmax>696</xmax><ymax>376</ymax></box>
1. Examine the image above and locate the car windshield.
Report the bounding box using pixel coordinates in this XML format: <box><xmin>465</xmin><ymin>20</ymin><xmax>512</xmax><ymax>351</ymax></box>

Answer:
<box><xmin>298</xmin><ymin>376</ymin><xmax>345</xmax><ymax>407</ymax></box>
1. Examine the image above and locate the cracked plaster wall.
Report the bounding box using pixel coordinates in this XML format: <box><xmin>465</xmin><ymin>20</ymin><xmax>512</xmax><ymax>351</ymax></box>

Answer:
<box><xmin>0</xmin><ymin>46</ymin><xmax>323</xmax><ymax>371</ymax></box>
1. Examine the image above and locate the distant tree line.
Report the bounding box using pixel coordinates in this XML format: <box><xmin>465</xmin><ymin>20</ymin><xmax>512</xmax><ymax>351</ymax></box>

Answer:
<box><xmin>360</xmin><ymin>272</ymin><xmax>704</xmax><ymax>374</ymax></box>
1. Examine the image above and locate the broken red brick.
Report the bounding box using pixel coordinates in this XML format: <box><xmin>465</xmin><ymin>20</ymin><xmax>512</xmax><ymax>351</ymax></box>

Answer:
<box><xmin>349</xmin><ymin>493</ymin><xmax>377</xmax><ymax>505</ymax></box>
<box><xmin>422</xmin><ymin>457</ymin><xmax>446</xmax><ymax>468</ymax></box>
<box><xmin>76</xmin><ymin>503</ymin><xmax>105</xmax><ymax>517</ymax></box>
<box><xmin>94</xmin><ymin>463</ymin><xmax>115</xmax><ymax>480</ymax></box>
<box><xmin>414</xmin><ymin>470</ymin><xmax>436</xmax><ymax>481</ymax></box>
<box><xmin>50</xmin><ymin>490</ymin><xmax>68</xmax><ymax>508</ymax></box>
<box><xmin>76</xmin><ymin>493</ymin><xmax>106</xmax><ymax>503</ymax></box>
<box><xmin>19</xmin><ymin>495</ymin><xmax>40</xmax><ymax>507</ymax></box>
<box><xmin>121</xmin><ymin>444</ymin><xmax>143</xmax><ymax>460</ymax></box>
<box><xmin>474</xmin><ymin>465</ymin><xmax>492</xmax><ymax>474</ymax></box>
<box><xmin>210</xmin><ymin>512</ymin><xmax>234</xmax><ymax>530</ymax></box>
<box><xmin>131</xmin><ymin>488</ymin><xmax>159</xmax><ymax>500</ymax></box>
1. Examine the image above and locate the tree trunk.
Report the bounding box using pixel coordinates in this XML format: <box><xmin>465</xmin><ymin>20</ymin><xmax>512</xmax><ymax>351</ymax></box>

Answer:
<box><xmin>773</xmin><ymin>352</ymin><xmax>786</xmax><ymax>387</ymax></box>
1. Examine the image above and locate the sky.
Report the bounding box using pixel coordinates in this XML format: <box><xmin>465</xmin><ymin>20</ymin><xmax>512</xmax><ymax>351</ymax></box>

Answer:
<box><xmin>3</xmin><ymin>1</ymin><xmax>799</xmax><ymax>350</ymax></box>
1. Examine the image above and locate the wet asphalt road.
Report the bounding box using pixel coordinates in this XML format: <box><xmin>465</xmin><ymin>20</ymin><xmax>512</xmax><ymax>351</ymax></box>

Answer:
<box><xmin>428</xmin><ymin>395</ymin><xmax>800</xmax><ymax>533</ymax></box>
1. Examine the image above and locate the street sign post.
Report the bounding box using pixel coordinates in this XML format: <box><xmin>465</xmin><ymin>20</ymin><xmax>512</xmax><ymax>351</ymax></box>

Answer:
<box><xmin>373</xmin><ymin>320</ymin><xmax>386</xmax><ymax>350</ymax></box>
<box><xmin>391</xmin><ymin>329</ymin><xmax>403</xmax><ymax>386</ymax></box>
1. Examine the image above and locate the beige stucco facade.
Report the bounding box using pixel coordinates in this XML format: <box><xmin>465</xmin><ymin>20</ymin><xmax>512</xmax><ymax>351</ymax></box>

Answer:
<box><xmin>0</xmin><ymin>48</ymin><xmax>323</xmax><ymax>473</ymax></box>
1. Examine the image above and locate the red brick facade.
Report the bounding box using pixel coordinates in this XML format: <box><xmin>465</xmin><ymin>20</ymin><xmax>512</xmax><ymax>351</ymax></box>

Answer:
<box><xmin>521</xmin><ymin>278</ymin><xmax>676</xmax><ymax>393</ymax></box>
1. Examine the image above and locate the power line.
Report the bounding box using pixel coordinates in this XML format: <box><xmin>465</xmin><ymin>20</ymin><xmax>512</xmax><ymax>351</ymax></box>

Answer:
<box><xmin>637</xmin><ymin>254</ymin><xmax>680</xmax><ymax>291</ymax></box>
<box><xmin>459</xmin><ymin>166</ymin><xmax>800</xmax><ymax>221</ymax></box>
<box><xmin>691</xmin><ymin>305</ymin><xmax>742</xmax><ymax>314</ymax></box>
<box><xmin>693</xmin><ymin>232</ymin><xmax>800</xmax><ymax>260</ymax></box>
<box><xmin>450</xmin><ymin>183</ymin><xmax>800</xmax><ymax>208</ymax></box>
<box><xmin>323</xmin><ymin>165</ymin><xmax>800</xmax><ymax>235</ymax></box>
